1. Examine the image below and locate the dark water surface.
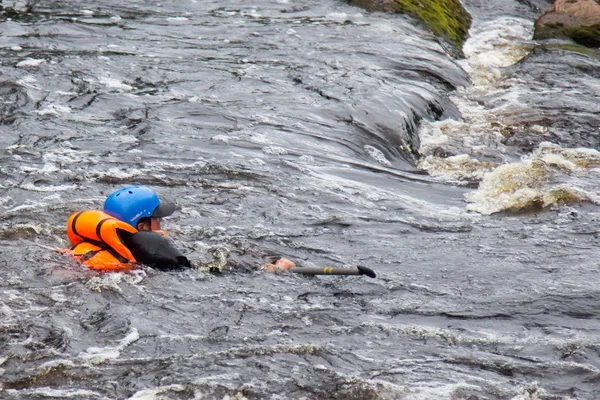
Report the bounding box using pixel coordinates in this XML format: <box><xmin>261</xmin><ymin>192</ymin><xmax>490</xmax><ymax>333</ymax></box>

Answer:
<box><xmin>1</xmin><ymin>0</ymin><xmax>600</xmax><ymax>399</ymax></box>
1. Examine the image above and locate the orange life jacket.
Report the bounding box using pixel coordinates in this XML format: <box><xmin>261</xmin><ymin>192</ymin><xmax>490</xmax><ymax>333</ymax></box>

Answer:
<box><xmin>65</xmin><ymin>210</ymin><xmax>139</xmax><ymax>271</ymax></box>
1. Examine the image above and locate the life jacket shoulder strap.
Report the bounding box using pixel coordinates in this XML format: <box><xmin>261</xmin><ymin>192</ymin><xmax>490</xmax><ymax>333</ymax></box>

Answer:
<box><xmin>67</xmin><ymin>210</ymin><xmax>138</xmax><ymax>262</ymax></box>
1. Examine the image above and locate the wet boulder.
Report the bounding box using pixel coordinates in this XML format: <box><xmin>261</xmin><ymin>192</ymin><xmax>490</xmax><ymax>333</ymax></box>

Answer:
<box><xmin>347</xmin><ymin>0</ymin><xmax>471</xmax><ymax>57</ymax></box>
<box><xmin>534</xmin><ymin>0</ymin><xmax>600</xmax><ymax>48</ymax></box>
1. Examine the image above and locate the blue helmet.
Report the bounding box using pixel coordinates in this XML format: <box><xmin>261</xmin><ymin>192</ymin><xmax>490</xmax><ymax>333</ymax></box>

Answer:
<box><xmin>103</xmin><ymin>185</ymin><xmax>175</xmax><ymax>227</ymax></box>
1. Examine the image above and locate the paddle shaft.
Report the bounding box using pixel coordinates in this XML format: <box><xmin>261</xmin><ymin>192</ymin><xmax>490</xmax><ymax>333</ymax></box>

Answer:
<box><xmin>290</xmin><ymin>267</ymin><xmax>360</xmax><ymax>276</ymax></box>
<box><xmin>289</xmin><ymin>265</ymin><xmax>376</xmax><ymax>278</ymax></box>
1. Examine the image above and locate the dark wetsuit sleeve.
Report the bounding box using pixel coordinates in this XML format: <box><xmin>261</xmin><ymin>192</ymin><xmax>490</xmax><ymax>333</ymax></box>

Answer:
<box><xmin>118</xmin><ymin>229</ymin><xmax>191</xmax><ymax>269</ymax></box>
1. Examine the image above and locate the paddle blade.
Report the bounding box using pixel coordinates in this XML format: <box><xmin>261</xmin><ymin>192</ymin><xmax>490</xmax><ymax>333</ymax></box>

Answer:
<box><xmin>357</xmin><ymin>265</ymin><xmax>376</xmax><ymax>278</ymax></box>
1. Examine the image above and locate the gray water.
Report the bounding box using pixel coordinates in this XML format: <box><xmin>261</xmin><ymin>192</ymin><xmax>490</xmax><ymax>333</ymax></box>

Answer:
<box><xmin>1</xmin><ymin>0</ymin><xmax>600</xmax><ymax>399</ymax></box>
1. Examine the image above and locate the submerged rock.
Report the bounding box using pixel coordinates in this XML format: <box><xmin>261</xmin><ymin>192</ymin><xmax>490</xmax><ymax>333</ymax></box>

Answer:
<box><xmin>347</xmin><ymin>0</ymin><xmax>471</xmax><ymax>57</ymax></box>
<box><xmin>534</xmin><ymin>0</ymin><xmax>600</xmax><ymax>48</ymax></box>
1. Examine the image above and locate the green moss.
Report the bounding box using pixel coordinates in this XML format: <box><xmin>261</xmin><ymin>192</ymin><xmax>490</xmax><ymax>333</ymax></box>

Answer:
<box><xmin>393</xmin><ymin>0</ymin><xmax>471</xmax><ymax>49</ymax></box>
<box><xmin>534</xmin><ymin>22</ymin><xmax>600</xmax><ymax>48</ymax></box>
<box><xmin>348</xmin><ymin>0</ymin><xmax>471</xmax><ymax>54</ymax></box>
<box><xmin>548</xmin><ymin>43</ymin><xmax>600</xmax><ymax>60</ymax></box>
<box><xmin>570</xmin><ymin>25</ymin><xmax>600</xmax><ymax>47</ymax></box>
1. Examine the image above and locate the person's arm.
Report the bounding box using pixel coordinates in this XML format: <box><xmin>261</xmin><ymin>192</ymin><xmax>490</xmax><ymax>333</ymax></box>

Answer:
<box><xmin>119</xmin><ymin>230</ymin><xmax>191</xmax><ymax>269</ymax></box>
<box><xmin>261</xmin><ymin>258</ymin><xmax>295</xmax><ymax>273</ymax></box>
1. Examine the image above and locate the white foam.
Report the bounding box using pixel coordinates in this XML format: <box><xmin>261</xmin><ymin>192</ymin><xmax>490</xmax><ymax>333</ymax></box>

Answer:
<box><xmin>142</xmin><ymin>160</ymin><xmax>207</xmax><ymax>171</ymax></box>
<box><xmin>403</xmin><ymin>383</ymin><xmax>483</xmax><ymax>400</ymax></box>
<box><xmin>35</xmin><ymin>329</ymin><xmax>140</xmax><ymax>376</ymax></box>
<box><xmin>298</xmin><ymin>155</ymin><xmax>314</xmax><ymax>165</ymax></box>
<box><xmin>417</xmin><ymin>16</ymin><xmax>537</xmax><ymax>185</ymax></box>
<box><xmin>159</xmin><ymin>333</ymin><xmax>205</xmax><ymax>341</ymax></box>
<box><xmin>40</xmin><ymin>162</ymin><xmax>60</xmax><ymax>173</ymax></box>
<box><xmin>56</xmin><ymin>90</ymin><xmax>78</xmax><ymax>96</ymax></box>
<box><xmin>326</xmin><ymin>12</ymin><xmax>348</xmax><ymax>20</ymax></box>
<box><xmin>21</xmin><ymin>183</ymin><xmax>78</xmax><ymax>192</ymax></box>
<box><xmin>36</xmin><ymin>104</ymin><xmax>71</xmax><ymax>116</ymax></box>
<box><xmin>464</xmin><ymin>143</ymin><xmax>600</xmax><ymax>214</ymax></box>
<box><xmin>17</xmin><ymin>75</ymin><xmax>37</xmax><ymax>84</ymax></box>
<box><xmin>211</xmin><ymin>134</ymin><xmax>230</xmax><ymax>143</ymax></box>
<box><xmin>42</xmin><ymin>148</ymin><xmax>92</xmax><ymax>165</ymax></box>
<box><xmin>262</xmin><ymin>146</ymin><xmax>288</xmax><ymax>155</ymax></box>
<box><xmin>105</xmin><ymin>167</ymin><xmax>143</xmax><ymax>179</ymax></box>
<box><xmin>79</xmin><ymin>328</ymin><xmax>140</xmax><ymax>364</ymax></box>
<box><xmin>249</xmin><ymin>158</ymin><xmax>266</xmax><ymax>166</ymax></box>
<box><xmin>7</xmin><ymin>388</ymin><xmax>107</xmax><ymax>398</ymax></box>
<box><xmin>86</xmin><ymin>270</ymin><xmax>147</xmax><ymax>293</ymax></box>
<box><xmin>0</xmin><ymin>303</ymin><xmax>16</xmax><ymax>318</ymax></box>
<box><xmin>461</xmin><ymin>17</ymin><xmax>534</xmax><ymax>85</ymax></box>
<box><xmin>86</xmin><ymin>274</ymin><xmax>126</xmax><ymax>293</ymax></box>
<box><xmin>49</xmin><ymin>292</ymin><xmax>68</xmax><ymax>303</ymax></box>
<box><xmin>98</xmin><ymin>77</ymin><xmax>133</xmax><ymax>91</ymax></box>
<box><xmin>128</xmin><ymin>385</ymin><xmax>187</xmax><ymax>400</ymax></box>
<box><xmin>509</xmin><ymin>383</ymin><xmax>552</xmax><ymax>400</ymax></box>
<box><xmin>364</xmin><ymin>145</ymin><xmax>392</xmax><ymax>167</ymax></box>
<box><xmin>166</xmin><ymin>17</ymin><xmax>189</xmax><ymax>22</ymax></box>
<box><xmin>241</xmin><ymin>9</ymin><xmax>260</xmax><ymax>18</ymax></box>
<box><xmin>248</xmin><ymin>133</ymin><xmax>271</xmax><ymax>145</ymax></box>
<box><xmin>16</xmin><ymin>58</ymin><xmax>46</xmax><ymax>67</ymax></box>
<box><xmin>419</xmin><ymin>154</ymin><xmax>496</xmax><ymax>181</ymax></box>
<box><xmin>0</xmin><ymin>196</ymin><xmax>15</xmax><ymax>208</ymax></box>
<box><xmin>110</xmin><ymin>134</ymin><xmax>138</xmax><ymax>144</ymax></box>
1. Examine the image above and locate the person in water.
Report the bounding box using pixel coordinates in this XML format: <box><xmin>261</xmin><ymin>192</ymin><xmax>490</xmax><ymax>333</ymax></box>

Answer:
<box><xmin>65</xmin><ymin>185</ymin><xmax>191</xmax><ymax>271</ymax></box>
<box><xmin>65</xmin><ymin>185</ymin><xmax>295</xmax><ymax>272</ymax></box>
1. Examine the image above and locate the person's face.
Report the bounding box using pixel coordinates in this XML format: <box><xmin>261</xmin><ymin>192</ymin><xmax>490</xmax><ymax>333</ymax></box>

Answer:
<box><xmin>150</xmin><ymin>217</ymin><xmax>162</xmax><ymax>231</ymax></box>
<box><xmin>137</xmin><ymin>217</ymin><xmax>162</xmax><ymax>231</ymax></box>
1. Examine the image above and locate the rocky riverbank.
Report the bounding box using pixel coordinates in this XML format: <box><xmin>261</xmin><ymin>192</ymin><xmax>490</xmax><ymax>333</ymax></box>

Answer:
<box><xmin>534</xmin><ymin>0</ymin><xmax>600</xmax><ymax>49</ymax></box>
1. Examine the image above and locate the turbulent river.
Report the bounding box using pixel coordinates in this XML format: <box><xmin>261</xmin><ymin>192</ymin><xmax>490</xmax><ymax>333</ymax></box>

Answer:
<box><xmin>1</xmin><ymin>0</ymin><xmax>600</xmax><ymax>398</ymax></box>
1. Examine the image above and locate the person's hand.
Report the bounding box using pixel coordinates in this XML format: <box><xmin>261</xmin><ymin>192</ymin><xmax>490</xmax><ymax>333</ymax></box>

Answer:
<box><xmin>261</xmin><ymin>257</ymin><xmax>295</xmax><ymax>273</ymax></box>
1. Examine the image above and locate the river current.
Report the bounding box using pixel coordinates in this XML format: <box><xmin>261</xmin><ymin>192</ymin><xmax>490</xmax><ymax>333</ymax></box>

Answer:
<box><xmin>1</xmin><ymin>0</ymin><xmax>600</xmax><ymax>399</ymax></box>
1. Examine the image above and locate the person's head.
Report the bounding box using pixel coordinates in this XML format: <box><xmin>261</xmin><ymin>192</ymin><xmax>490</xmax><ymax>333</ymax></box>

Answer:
<box><xmin>103</xmin><ymin>185</ymin><xmax>175</xmax><ymax>231</ymax></box>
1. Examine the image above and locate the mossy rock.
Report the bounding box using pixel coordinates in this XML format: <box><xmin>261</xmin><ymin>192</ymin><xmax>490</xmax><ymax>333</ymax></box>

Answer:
<box><xmin>348</xmin><ymin>0</ymin><xmax>472</xmax><ymax>55</ymax></box>
<box><xmin>570</xmin><ymin>25</ymin><xmax>600</xmax><ymax>47</ymax></box>
<box><xmin>535</xmin><ymin>42</ymin><xmax>600</xmax><ymax>60</ymax></box>
<box><xmin>535</xmin><ymin>22</ymin><xmax>600</xmax><ymax>48</ymax></box>
<box><xmin>555</xmin><ymin>43</ymin><xmax>600</xmax><ymax>59</ymax></box>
